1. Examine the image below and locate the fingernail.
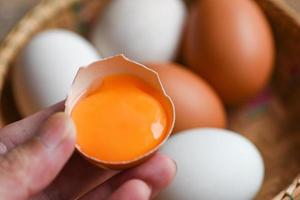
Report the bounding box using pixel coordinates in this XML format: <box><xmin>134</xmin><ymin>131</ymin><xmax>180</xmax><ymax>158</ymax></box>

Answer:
<box><xmin>145</xmin><ymin>181</ymin><xmax>152</xmax><ymax>194</ymax></box>
<box><xmin>38</xmin><ymin>112</ymin><xmax>76</xmax><ymax>149</ymax></box>
<box><xmin>172</xmin><ymin>159</ymin><xmax>177</xmax><ymax>172</ymax></box>
<box><xmin>143</xmin><ymin>180</ymin><xmax>152</xmax><ymax>198</ymax></box>
<box><xmin>0</xmin><ymin>142</ymin><xmax>7</xmax><ymax>155</ymax></box>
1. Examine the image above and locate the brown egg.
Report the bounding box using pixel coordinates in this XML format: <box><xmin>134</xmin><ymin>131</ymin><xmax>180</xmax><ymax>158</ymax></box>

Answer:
<box><xmin>183</xmin><ymin>0</ymin><xmax>274</xmax><ymax>105</ymax></box>
<box><xmin>146</xmin><ymin>62</ymin><xmax>226</xmax><ymax>132</ymax></box>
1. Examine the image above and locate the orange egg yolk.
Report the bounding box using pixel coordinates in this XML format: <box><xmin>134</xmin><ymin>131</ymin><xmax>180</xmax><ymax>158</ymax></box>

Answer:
<box><xmin>71</xmin><ymin>74</ymin><xmax>168</xmax><ymax>162</ymax></box>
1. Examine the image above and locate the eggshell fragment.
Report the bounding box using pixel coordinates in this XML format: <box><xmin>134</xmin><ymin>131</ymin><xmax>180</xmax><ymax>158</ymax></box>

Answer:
<box><xmin>65</xmin><ymin>55</ymin><xmax>175</xmax><ymax>170</ymax></box>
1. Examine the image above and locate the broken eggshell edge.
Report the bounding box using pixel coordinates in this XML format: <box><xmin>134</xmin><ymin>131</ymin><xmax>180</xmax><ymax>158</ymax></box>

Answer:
<box><xmin>65</xmin><ymin>54</ymin><xmax>175</xmax><ymax>170</ymax></box>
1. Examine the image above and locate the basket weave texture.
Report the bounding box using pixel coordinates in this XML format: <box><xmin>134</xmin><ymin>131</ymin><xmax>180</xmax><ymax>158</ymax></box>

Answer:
<box><xmin>1</xmin><ymin>0</ymin><xmax>300</xmax><ymax>199</ymax></box>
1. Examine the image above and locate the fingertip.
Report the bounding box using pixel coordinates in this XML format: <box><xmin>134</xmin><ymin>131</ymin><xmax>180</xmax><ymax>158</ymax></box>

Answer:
<box><xmin>39</xmin><ymin>112</ymin><xmax>76</xmax><ymax>149</ymax></box>
<box><xmin>151</xmin><ymin>153</ymin><xmax>177</xmax><ymax>188</ymax></box>
<box><xmin>109</xmin><ymin>179</ymin><xmax>151</xmax><ymax>200</ymax></box>
<box><xmin>62</xmin><ymin>112</ymin><xmax>77</xmax><ymax>142</ymax></box>
<box><xmin>49</xmin><ymin>112</ymin><xmax>76</xmax><ymax>157</ymax></box>
<box><xmin>125</xmin><ymin>179</ymin><xmax>152</xmax><ymax>198</ymax></box>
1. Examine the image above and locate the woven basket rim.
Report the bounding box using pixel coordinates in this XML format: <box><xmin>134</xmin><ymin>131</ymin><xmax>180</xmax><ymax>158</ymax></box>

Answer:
<box><xmin>0</xmin><ymin>0</ymin><xmax>79</xmax><ymax>92</ymax></box>
<box><xmin>1</xmin><ymin>0</ymin><xmax>300</xmax><ymax>91</ymax></box>
<box><xmin>272</xmin><ymin>0</ymin><xmax>300</xmax><ymax>24</ymax></box>
<box><xmin>1</xmin><ymin>0</ymin><xmax>300</xmax><ymax>199</ymax></box>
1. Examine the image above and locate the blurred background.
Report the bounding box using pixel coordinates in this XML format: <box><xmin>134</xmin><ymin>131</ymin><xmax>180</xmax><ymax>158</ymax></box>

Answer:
<box><xmin>0</xmin><ymin>0</ymin><xmax>40</xmax><ymax>41</ymax></box>
<box><xmin>1</xmin><ymin>0</ymin><xmax>300</xmax><ymax>199</ymax></box>
<box><xmin>0</xmin><ymin>0</ymin><xmax>300</xmax><ymax>42</ymax></box>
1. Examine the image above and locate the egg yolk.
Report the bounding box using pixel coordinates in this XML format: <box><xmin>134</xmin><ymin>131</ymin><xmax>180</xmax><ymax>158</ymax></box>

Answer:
<box><xmin>71</xmin><ymin>74</ymin><xmax>169</xmax><ymax>162</ymax></box>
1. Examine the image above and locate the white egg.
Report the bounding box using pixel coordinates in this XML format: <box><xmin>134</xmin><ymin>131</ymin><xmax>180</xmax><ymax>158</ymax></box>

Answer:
<box><xmin>157</xmin><ymin>128</ymin><xmax>264</xmax><ymax>200</ymax></box>
<box><xmin>90</xmin><ymin>0</ymin><xmax>187</xmax><ymax>62</ymax></box>
<box><xmin>13</xmin><ymin>29</ymin><xmax>101</xmax><ymax>116</ymax></box>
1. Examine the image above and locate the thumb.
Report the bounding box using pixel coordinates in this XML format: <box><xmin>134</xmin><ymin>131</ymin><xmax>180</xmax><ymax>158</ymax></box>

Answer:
<box><xmin>0</xmin><ymin>112</ymin><xmax>76</xmax><ymax>200</ymax></box>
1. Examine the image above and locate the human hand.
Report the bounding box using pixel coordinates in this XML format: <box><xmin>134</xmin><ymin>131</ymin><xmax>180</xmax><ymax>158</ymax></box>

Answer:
<box><xmin>0</xmin><ymin>103</ymin><xmax>176</xmax><ymax>200</ymax></box>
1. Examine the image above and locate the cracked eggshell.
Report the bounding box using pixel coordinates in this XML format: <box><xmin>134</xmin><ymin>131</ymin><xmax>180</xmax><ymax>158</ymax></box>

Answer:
<box><xmin>65</xmin><ymin>55</ymin><xmax>175</xmax><ymax>170</ymax></box>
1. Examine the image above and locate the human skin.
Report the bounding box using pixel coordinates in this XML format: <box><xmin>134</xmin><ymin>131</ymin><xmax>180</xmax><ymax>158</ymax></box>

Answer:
<box><xmin>0</xmin><ymin>102</ymin><xmax>176</xmax><ymax>200</ymax></box>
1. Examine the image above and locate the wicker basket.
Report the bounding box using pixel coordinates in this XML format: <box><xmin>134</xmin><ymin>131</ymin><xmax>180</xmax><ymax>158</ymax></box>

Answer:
<box><xmin>1</xmin><ymin>0</ymin><xmax>300</xmax><ymax>199</ymax></box>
